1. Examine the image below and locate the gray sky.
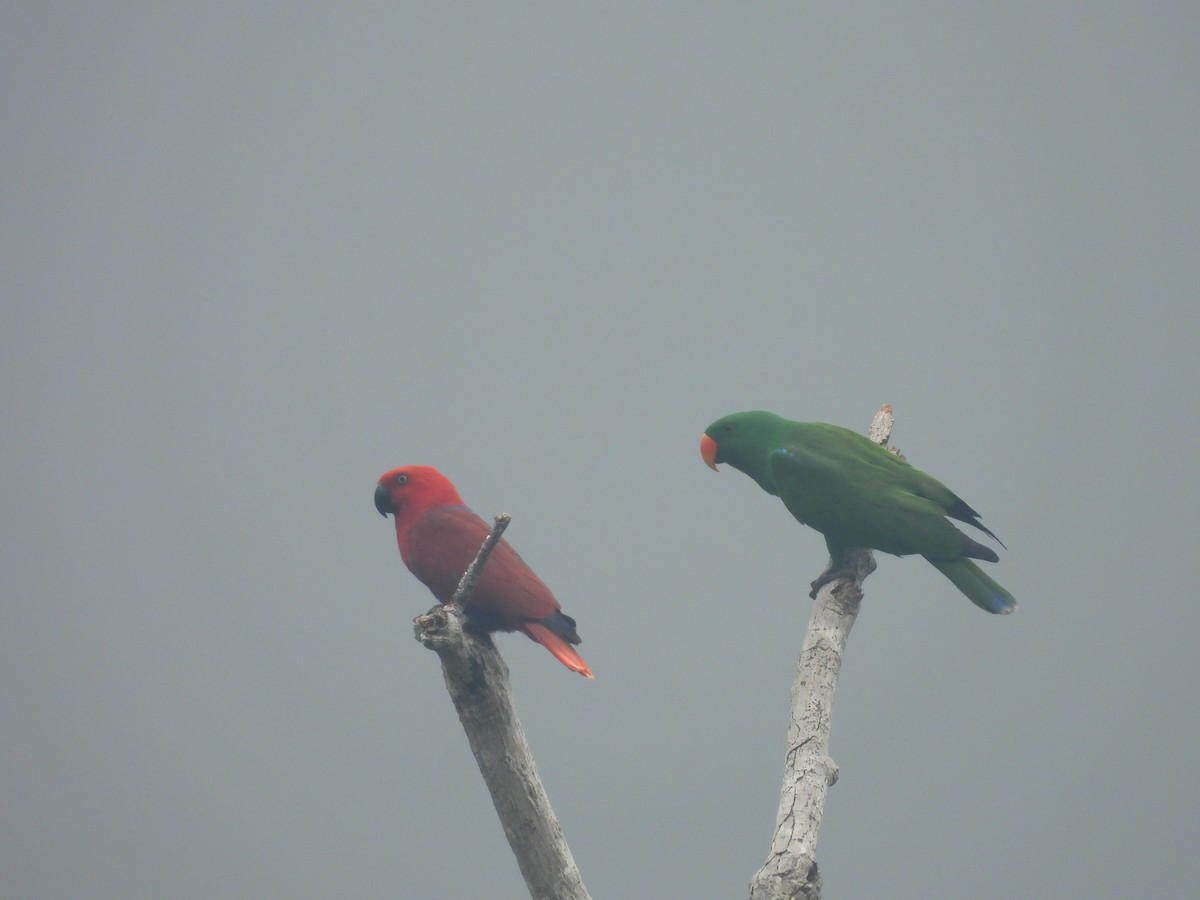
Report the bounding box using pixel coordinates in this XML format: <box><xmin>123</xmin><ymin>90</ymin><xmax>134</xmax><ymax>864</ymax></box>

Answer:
<box><xmin>4</xmin><ymin>4</ymin><xmax>1197</xmax><ymax>898</ymax></box>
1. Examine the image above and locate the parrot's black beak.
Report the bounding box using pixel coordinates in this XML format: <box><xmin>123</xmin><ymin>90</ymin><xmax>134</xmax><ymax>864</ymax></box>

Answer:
<box><xmin>374</xmin><ymin>483</ymin><xmax>394</xmax><ymax>517</ymax></box>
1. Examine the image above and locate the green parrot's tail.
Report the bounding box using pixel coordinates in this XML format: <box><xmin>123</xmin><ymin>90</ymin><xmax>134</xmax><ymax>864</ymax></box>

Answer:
<box><xmin>926</xmin><ymin>557</ymin><xmax>1017</xmax><ymax>615</ymax></box>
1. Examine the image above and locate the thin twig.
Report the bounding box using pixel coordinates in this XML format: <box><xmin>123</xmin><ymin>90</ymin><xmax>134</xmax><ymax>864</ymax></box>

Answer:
<box><xmin>449</xmin><ymin>512</ymin><xmax>511</xmax><ymax>607</ymax></box>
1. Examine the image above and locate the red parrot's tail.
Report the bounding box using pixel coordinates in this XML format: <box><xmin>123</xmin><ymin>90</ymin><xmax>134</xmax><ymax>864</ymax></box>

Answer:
<box><xmin>521</xmin><ymin>622</ymin><xmax>595</xmax><ymax>679</ymax></box>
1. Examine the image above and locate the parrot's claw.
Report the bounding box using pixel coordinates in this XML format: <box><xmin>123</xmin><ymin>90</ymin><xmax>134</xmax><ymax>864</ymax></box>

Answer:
<box><xmin>809</xmin><ymin>566</ymin><xmax>857</xmax><ymax>599</ymax></box>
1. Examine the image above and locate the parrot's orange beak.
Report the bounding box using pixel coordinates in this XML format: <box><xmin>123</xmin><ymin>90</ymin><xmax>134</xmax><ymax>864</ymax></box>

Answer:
<box><xmin>700</xmin><ymin>433</ymin><xmax>720</xmax><ymax>471</ymax></box>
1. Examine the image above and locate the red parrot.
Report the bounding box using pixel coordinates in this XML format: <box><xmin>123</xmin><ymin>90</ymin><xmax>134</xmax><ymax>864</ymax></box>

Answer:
<box><xmin>374</xmin><ymin>465</ymin><xmax>594</xmax><ymax>679</ymax></box>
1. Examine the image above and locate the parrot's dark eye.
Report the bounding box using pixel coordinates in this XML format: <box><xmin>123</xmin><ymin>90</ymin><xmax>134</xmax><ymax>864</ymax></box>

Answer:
<box><xmin>394</xmin><ymin>473</ymin><xmax>408</xmax><ymax>485</ymax></box>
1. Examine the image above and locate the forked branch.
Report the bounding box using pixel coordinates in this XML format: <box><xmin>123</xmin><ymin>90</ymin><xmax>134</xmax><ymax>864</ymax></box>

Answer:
<box><xmin>413</xmin><ymin>514</ymin><xmax>591</xmax><ymax>900</ymax></box>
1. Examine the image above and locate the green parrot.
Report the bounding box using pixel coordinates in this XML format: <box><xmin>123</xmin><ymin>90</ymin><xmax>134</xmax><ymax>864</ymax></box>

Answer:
<box><xmin>700</xmin><ymin>410</ymin><xmax>1015</xmax><ymax>614</ymax></box>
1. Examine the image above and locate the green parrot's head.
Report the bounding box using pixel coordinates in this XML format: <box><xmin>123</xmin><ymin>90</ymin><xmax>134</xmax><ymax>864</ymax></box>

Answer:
<box><xmin>701</xmin><ymin>411</ymin><xmax>786</xmax><ymax>494</ymax></box>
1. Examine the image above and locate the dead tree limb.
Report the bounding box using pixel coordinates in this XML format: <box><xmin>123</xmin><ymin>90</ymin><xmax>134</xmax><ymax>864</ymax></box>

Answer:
<box><xmin>413</xmin><ymin>514</ymin><xmax>591</xmax><ymax>900</ymax></box>
<box><xmin>748</xmin><ymin>404</ymin><xmax>896</xmax><ymax>900</ymax></box>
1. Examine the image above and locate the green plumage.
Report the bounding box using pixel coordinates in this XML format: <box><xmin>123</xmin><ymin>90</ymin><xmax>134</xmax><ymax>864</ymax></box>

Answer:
<box><xmin>704</xmin><ymin>411</ymin><xmax>1015</xmax><ymax>614</ymax></box>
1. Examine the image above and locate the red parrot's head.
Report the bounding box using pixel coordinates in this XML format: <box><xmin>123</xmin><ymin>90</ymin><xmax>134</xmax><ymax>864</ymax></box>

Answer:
<box><xmin>374</xmin><ymin>465</ymin><xmax>466</xmax><ymax>519</ymax></box>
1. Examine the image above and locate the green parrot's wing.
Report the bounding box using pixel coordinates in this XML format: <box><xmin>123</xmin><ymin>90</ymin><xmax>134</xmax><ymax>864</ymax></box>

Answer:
<box><xmin>768</xmin><ymin>424</ymin><xmax>990</xmax><ymax>560</ymax></box>
<box><xmin>794</xmin><ymin>424</ymin><xmax>1002</xmax><ymax>544</ymax></box>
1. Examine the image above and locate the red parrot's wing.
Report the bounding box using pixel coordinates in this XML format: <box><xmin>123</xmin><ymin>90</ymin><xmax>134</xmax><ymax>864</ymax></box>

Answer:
<box><xmin>405</xmin><ymin>505</ymin><xmax>562</xmax><ymax>622</ymax></box>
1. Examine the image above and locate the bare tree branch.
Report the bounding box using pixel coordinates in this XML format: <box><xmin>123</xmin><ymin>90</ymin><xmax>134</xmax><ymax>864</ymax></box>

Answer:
<box><xmin>867</xmin><ymin>402</ymin><xmax>895</xmax><ymax>447</ymax></box>
<box><xmin>413</xmin><ymin>514</ymin><xmax>591</xmax><ymax>900</ymax></box>
<box><xmin>748</xmin><ymin>404</ymin><xmax>896</xmax><ymax>900</ymax></box>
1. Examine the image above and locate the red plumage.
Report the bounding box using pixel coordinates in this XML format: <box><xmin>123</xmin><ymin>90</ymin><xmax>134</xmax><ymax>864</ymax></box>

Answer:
<box><xmin>374</xmin><ymin>465</ymin><xmax>593</xmax><ymax>679</ymax></box>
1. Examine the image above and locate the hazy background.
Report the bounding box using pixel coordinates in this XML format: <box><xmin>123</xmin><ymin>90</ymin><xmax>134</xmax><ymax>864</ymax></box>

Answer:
<box><xmin>4</xmin><ymin>4</ymin><xmax>1197</xmax><ymax>898</ymax></box>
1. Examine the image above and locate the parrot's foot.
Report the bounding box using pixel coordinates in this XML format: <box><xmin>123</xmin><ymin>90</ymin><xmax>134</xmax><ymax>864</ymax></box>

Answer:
<box><xmin>810</xmin><ymin>549</ymin><xmax>876</xmax><ymax>598</ymax></box>
<box><xmin>809</xmin><ymin>567</ymin><xmax>857</xmax><ymax>599</ymax></box>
